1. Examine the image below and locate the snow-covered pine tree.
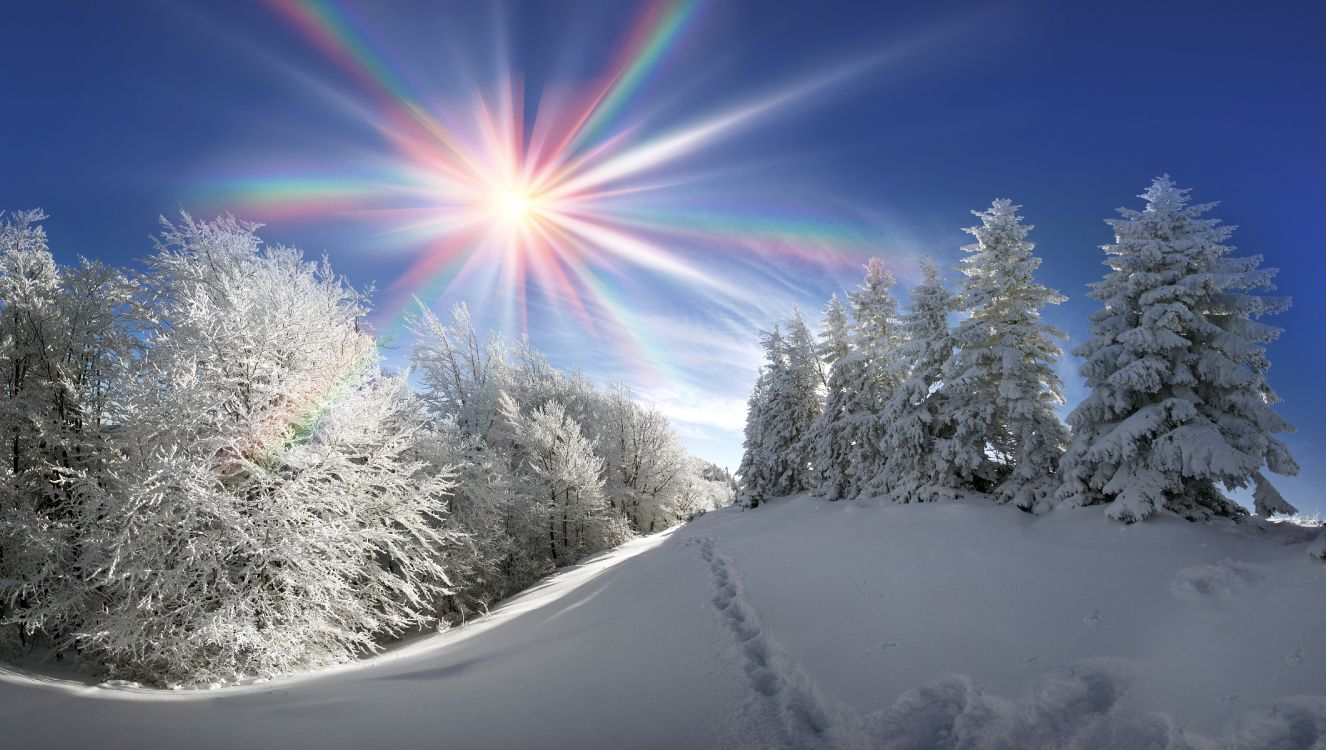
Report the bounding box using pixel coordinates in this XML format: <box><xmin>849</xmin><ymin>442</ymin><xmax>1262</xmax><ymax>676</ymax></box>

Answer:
<box><xmin>805</xmin><ymin>294</ymin><xmax>854</xmax><ymax>499</ymax></box>
<box><xmin>842</xmin><ymin>259</ymin><xmax>904</xmax><ymax>498</ymax></box>
<box><xmin>1057</xmin><ymin>176</ymin><xmax>1299</xmax><ymax>522</ymax></box>
<box><xmin>737</xmin><ymin>311</ymin><xmax>821</xmax><ymax>504</ymax></box>
<box><xmin>873</xmin><ymin>259</ymin><xmax>956</xmax><ymax>503</ymax></box>
<box><xmin>767</xmin><ymin>309</ymin><xmax>823</xmax><ymax>496</ymax></box>
<box><xmin>736</xmin><ymin>366</ymin><xmax>772</xmax><ymax>507</ymax></box>
<box><xmin>933</xmin><ymin>200</ymin><xmax>1068</xmax><ymax>512</ymax></box>
<box><xmin>804</xmin><ymin>260</ymin><xmax>903</xmax><ymax>500</ymax></box>
<box><xmin>816</xmin><ymin>294</ymin><xmax>851</xmax><ymax>387</ymax></box>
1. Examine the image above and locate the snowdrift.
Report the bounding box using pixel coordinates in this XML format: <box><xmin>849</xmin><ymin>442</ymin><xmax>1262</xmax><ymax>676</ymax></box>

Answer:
<box><xmin>3</xmin><ymin>496</ymin><xmax>1324</xmax><ymax>749</ymax></box>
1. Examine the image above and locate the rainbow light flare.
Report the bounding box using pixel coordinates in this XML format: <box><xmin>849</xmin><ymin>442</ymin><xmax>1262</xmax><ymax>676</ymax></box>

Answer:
<box><xmin>200</xmin><ymin>0</ymin><xmax>895</xmax><ymax>384</ymax></box>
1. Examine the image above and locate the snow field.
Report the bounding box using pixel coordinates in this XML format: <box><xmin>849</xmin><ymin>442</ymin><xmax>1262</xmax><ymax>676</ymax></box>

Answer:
<box><xmin>3</xmin><ymin>495</ymin><xmax>1324</xmax><ymax>749</ymax></box>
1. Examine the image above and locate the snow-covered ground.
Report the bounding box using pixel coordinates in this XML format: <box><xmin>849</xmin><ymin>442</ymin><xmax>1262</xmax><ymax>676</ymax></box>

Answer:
<box><xmin>3</xmin><ymin>496</ymin><xmax>1325</xmax><ymax>749</ymax></box>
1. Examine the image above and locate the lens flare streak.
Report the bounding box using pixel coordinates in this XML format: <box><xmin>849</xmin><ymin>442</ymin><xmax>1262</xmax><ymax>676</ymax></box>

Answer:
<box><xmin>207</xmin><ymin>0</ymin><xmax>896</xmax><ymax>384</ymax></box>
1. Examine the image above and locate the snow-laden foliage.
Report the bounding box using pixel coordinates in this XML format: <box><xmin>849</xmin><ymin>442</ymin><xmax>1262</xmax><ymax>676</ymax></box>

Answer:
<box><xmin>0</xmin><ymin>211</ymin><xmax>729</xmax><ymax>685</ymax></box>
<box><xmin>0</xmin><ymin>209</ymin><xmax>138</xmax><ymax>656</ymax></box>
<box><xmin>873</xmin><ymin>259</ymin><xmax>957</xmax><ymax>503</ymax></box>
<box><xmin>804</xmin><ymin>294</ymin><xmax>854</xmax><ymax>499</ymax></box>
<box><xmin>410</xmin><ymin>303</ymin><xmax>733</xmax><ymax>605</ymax></box>
<box><xmin>59</xmin><ymin>215</ymin><xmax>461</xmax><ymax>684</ymax></box>
<box><xmin>802</xmin><ymin>260</ymin><xmax>903</xmax><ymax>500</ymax></box>
<box><xmin>1057</xmin><ymin>177</ymin><xmax>1298</xmax><ymax>522</ymax></box>
<box><xmin>932</xmin><ymin>200</ymin><xmax>1068</xmax><ymax>513</ymax></box>
<box><xmin>741</xmin><ymin>182</ymin><xmax>1301</xmax><ymax>522</ymax></box>
<box><xmin>737</xmin><ymin>311</ymin><xmax>822</xmax><ymax>503</ymax></box>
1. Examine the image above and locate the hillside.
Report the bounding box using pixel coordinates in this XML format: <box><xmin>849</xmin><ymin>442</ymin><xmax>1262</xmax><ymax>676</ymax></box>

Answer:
<box><xmin>3</xmin><ymin>496</ymin><xmax>1325</xmax><ymax>749</ymax></box>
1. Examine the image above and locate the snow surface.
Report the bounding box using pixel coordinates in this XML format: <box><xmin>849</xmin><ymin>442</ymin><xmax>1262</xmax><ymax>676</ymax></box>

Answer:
<box><xmin>3</xmin><ymin>496</ymin><xmax>1325</xmax><ymax>749</ymax></box>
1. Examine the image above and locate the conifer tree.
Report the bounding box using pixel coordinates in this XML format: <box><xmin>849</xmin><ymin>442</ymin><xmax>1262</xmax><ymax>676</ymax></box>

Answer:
<box><xmin>736</xmin><ymin>367</ymin><xmax>772</xmax><ymax>507</ymax></box>
<box><xmin>842</xmin><ymin>258</ymin><xmax>904</xmax><ymax>497</ymax></box>
<box><xmin>933</xmin><ymin>200</ymin><xmax>1068</xmax><ymax>512</ymax></box>
<box><xmin>873</xmin><ymin>259</ymin><xmax>956</xmax><ymax>502</ymax></box>
<box><xmin>1058</xmin><ymin>177</ymin><xmax>1298</xmax><ymax>522</ymax></box>
<box><xmin>804</xmin><ymin>260</ymin><xmax>902</xmax><ymax>500</ymax></box>
<box><xmin>805</xmin><ymin>294</ymin><xmax>853</xmax><ymax>498</ymax></box>
<box><xmin>737</xmin><ymin>311</ymin><xmax>822</xmax><ymax>503</ymax></box>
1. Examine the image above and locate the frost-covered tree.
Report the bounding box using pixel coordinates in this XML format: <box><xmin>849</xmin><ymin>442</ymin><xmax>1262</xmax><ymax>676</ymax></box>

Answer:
<box><xmin>501</xmin><ymin>395</ymin><xmax>626</xmax><ymax>567</ymax></box>
<box><xmin>736</xmin><ymin>367</ymin><xmax>773</xmax><ymax>507</ymax></box>
<box><xmin>805</xmin><ymin>260</ymin><xmax>903</xmax><ymax>500</ymax></box>
<box><xmin>816</xmin><ymin>294</ymin><xmax>851</xmax><ymax>386</ymax></box>
<box><xmin>0</xmin><ymin>210</ymin><xmax>136</xmax><ymax>653</ymax></box>
<box><xmin>873</xmin><ymin>259</ymin><xmax>956</xmax><ymax>503</ymax></box>
<box><xmin>737</xmin><ymin>311</ymin><xmax>822</xmax><ymax>503</ymax></box>
<box><xmin>594</xmin><ymin>386</ymin><xmax>690</xmax><ymax>533</ymax></box>
<box><xmin>840</xmin><ymin>258</ymin><xmax>905</xmax><ymax>498</ymax></box>
<box><xmin>801</xmin><ymin>259</ymin><xmax>904</xmax><ymax>501</ymax></box>
<box><xmin>411</xmin><ymin>303</ymin><xmax>724</xmax><ymax>593</ymax></box>
<box><xmin>60</xmin><ymin>215</ymin><xmax>461</xmax><ymax>685</ymax></box>
<box><xmin>933</xmin><ymin>200</ymin><xmax>1068</xmax><ymax>512</ymax></box>
<box><xmin>1057</xmin><ymin>177</ymin><xmax>1299</xmax><ymax>522</ymax></box>
<box><xmin>803</xmin><ymin>295</ymin><xmax>851</xmax><ymax>498</ymax></box>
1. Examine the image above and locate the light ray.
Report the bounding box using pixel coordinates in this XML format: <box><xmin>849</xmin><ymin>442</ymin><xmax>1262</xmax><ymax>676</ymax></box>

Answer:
<box><xmin>198</xmin><ymin>0</ymin><xmax>942</xmax><ymax>391</ymax></box>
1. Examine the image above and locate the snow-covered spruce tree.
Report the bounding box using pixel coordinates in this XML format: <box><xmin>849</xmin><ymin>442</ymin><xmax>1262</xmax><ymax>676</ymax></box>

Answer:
<box><xmin>1057</xmin><ymin>177</ymin><xmax>1299</xmax><ymax>522</ymax></box>
<box><xmin>872</xmin><ymin>259</ymin><xmax>957</xmax><ymax>503</ymax></box>
<box><xmin>736</xmin><ymin>366</ymin><xmax>773</xmax><ymax>507</ymax></box>
<box><xmin>803</xmin><ymin>294</ymin><xmax>852</xmax><ymax>498</ymax></box>
<box><xmin>932</xmin><ymin>200</ymin><xmax>1068</xmax><ymax>512</ymax></box>
<box><xmin>742</xmin><ymin>310</ymin><xmax>823</xmax><ymax>502</ymax></box>
<box><xmin>775</xmin><ymin>309</ymin><xmax>825</xmax><ymax>491</ymax></box>
<box><xmin>839</xmin><ymin>258</ymin><xmax>905</xmax><ymax>499</ymax></box>
<box><xmin>816</xmin><ymin>293</ymin><xmax>851</xmax><ymax>387</ymax></box>
<box><xmin>0</xmin><ymin>210</ymin><xmax>137</xmax><ymax>653</ymax></box>
<box><xmin>807</xmin><ymin>260</ymin><xmax>904</xmax><ymax>500</ymax></box>
<box><xmin>68</xmin><ymin>215</ymin><xmax>462</xmax><ymax>685</ymax></box>
<box><xmin>737</xmin><ymin>313</ymin><xmax>821</xmax><ymax>505</ymax></box>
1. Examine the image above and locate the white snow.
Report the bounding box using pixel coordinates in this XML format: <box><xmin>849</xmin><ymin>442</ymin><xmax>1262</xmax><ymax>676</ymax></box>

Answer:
<box><xmin>3</xmin><ymin>496</ymin><xmax>1325</xmax><ymax>749</ymax></box>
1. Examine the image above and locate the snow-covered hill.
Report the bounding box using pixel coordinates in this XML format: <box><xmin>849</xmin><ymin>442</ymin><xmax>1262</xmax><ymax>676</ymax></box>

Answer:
<box><xmin>4</xmin><ymin>496</ymin><xmax>1325</xmax><ymax>749</ymax></box>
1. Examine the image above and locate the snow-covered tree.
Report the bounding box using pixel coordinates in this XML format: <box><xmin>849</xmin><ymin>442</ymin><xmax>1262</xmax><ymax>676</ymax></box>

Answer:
<box><xmin>804</xmin><ymin>294</ymin><xmax>851</xmax><ymax>498</ymax></box>
<box><xmin>873</xmin><ymin>259</ymin><xmax>956</xmax><ymax>503</ymax></box>
<box><xmin>736</xmin><ymin>367</ymin><xmax>773</xmax><ymax>508</ymax></box>
<box><xmin>411</xmin><ymin>303</ymin><xmax>722</xmax><ymax>594</ymax></box>
<box><xmin>501</xmin><ymin>395</ymin><xmax>626</xmax><ymax>567</ymax></box>
<box><xmin>840</xmin><ymin>258</ymin><xmax>905</xmax><ymax>498</ymax></box>
<box><xmin>932</xmin><ymin>200</ymin><xmax>1068</xmax><ymax>512</ymax></box>
<box><xmin>815</xmin><ymin>293</ymin><xmax>851</xmax><ymax>387</ymax></box>
<box><xmin>1057</xmin><ymin>177</ymin><xmax>1299</xmax><ymax>522</ymax></box>
<box><xmin>738</xmin><ymin>311</ymin><xmax>822</xmax><ymax>504</ymax></box>
<box><xmin>60</xmin><ymin>215</ymin><xmax>461</xmax><ymax>685</ymax></box>
<box><xmin>594</xmin><ymin>385</ymin><xmax>691</xmax><ymax>533</ymax></box>
<box><xmin>805</xmin><ymin>259</ymin><xmax>903</xmax><ymax>501</ymax></box>
<box><xmin>0</xmin><ymin>210</ymin><xmax>136</xmax><ymax>653</ymax></box>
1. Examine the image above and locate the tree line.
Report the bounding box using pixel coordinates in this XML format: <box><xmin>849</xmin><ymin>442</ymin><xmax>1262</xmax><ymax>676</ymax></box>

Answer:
<box><xmin>738</xmin><ymin>177</ymin><xmax>1299</xmax><ymax>523</ymax></box>
<box><xmin>0</xmin><ymin>211</ymin><xmax>733</xmax><ymax>686</ymax></box>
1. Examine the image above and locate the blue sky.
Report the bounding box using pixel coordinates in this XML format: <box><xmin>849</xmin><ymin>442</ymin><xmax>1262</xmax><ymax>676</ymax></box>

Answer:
<box><xmin>2</xmin><ymin>0</ymin><xmax>1323</xmax><ymax>513</ymax></box>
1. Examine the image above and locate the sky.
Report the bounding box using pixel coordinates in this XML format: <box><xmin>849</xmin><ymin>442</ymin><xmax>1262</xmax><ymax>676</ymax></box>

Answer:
<box><xmin>2</xmin><ymin>0</ymin><xmax>1324</xmax><ymax>513</ymax></box>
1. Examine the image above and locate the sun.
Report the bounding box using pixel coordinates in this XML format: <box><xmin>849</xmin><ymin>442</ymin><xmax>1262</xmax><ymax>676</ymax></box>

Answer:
<box><xmin>489</xmin><ymin>182</ymin><xmax>544</xmax><ymax>229</ymax></box>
